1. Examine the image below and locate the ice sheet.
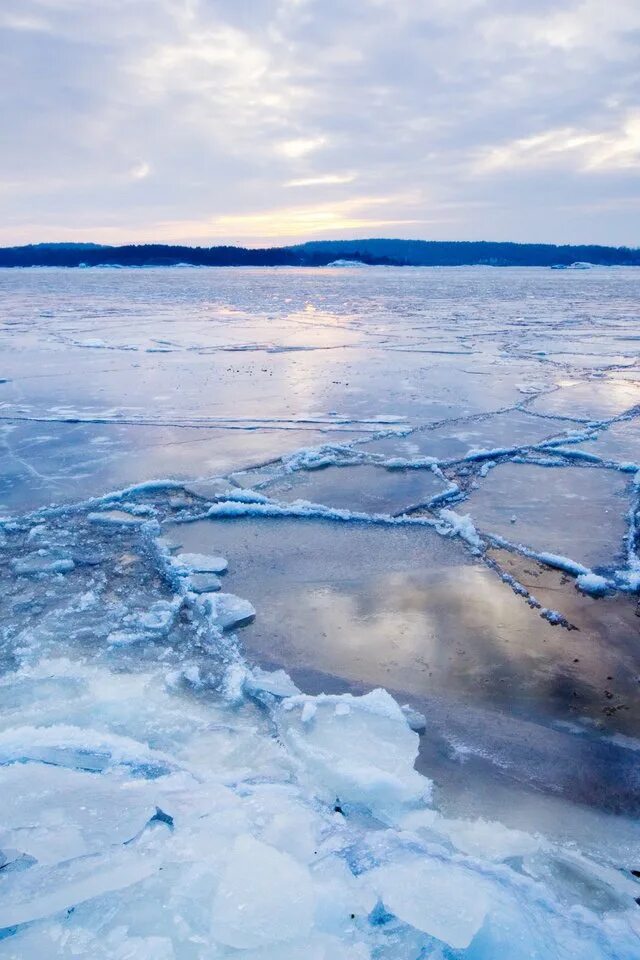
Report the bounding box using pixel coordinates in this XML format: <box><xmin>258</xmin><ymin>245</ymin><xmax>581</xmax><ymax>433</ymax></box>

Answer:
<box><xmin>1</xmin><ymin>267</ymin><xmax>640</xmax><ymax>958</ymax></box>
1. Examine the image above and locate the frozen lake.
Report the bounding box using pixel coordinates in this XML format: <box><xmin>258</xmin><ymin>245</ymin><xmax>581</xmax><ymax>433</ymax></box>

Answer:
<box><xmin>1</xmin><ymin>266</ymin><xmax>639</xmax><ymax>957</ymax></box>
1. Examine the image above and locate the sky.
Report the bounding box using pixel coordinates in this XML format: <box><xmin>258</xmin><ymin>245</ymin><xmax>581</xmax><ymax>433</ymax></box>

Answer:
<box><xmin>0</xmin><ymin>0</ymin><xmax>639</xmax><ymax>247</ymax></box>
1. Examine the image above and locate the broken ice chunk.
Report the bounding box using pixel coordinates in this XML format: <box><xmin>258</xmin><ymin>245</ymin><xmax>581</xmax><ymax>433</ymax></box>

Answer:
<box><xmin>11</xmin><ymin>552</ymin><xmax>75</xmax><ymax>575</ymax></box>
<box><xmin>400</xmin><ymin>704</ymin><xmax>427</xmax><ymax>733</ymax></box>
<box><xmin>8</xmin><ymin>926</ymin><xmax>176</xmax><ymax>960</ymax></box>
<box><xmin>203</xmin><ymin>593</ymin><xmax>256</xmax><ymax>631</ymax></box>
<box><xmin>277</xmin><ymin>689</ymin><xmax>430</xmax><ymax>821</ymax></box>
<box><xmin>187</xmin><ymin>572</ymin><xmax>222</xmax><ymax>593</ymax></box>
<box><xmin>0</xmin><ymin>763</ymin><xmax>157</xmax><ymax>865</ymax></box>
<box><xmin>223</xmin><ymin>663</ymin><xmax>299</xmax><ymax>701</ymax></box>
<box><xmin>370</xmin><ymin>857</ymin><xmax>490</xmax><ymax>949</ymax></box>
<box><xmin>175</xmin><ymin>552</ymin><xmax>228</xmax><ymax>575</ymax></box>
<box><xmin>0</xmin><ymin>725</ymin><xmax>175</xmax><ymax>778</ymax></box>
<box><xmin>439</xmin><ymin>817</ymin><xmax>540</xmax><ymax>862</ymax></box>
<box><xmin>182</xmin><ymin>478</ymin><xmax>237</xmax><ymax>500</ymax></box>
<box><xmin>243</xmin><ymin>666</ymin><xmax>300</xmax><ymax>699</ymax></box>
<box><xmin>0</xmin><ymin>846</ymin><xmax>159</xmax><ymax>929</ymax></box>
<box><xmin>125</xmin><ymin>600</ymin><xmax>179</xmax><ymax>635</ymax></box>
<box><xmin>575</xmin><ymin>572</ymin><xmax>609</xmax><ymax>596</ymax></box>
<box><xmin>87</xmin><ymin>510</ymin><xmax>148</xmax><ymax>526</ymax></box>
<box><xmin>437</xmin><ymin>508</ymin><xmax>483</xmax><ymax>552</ymax></box>
<box><xmin>401</xmin><ymin>811</ymin><xmax>541</xmax><ymax>862</ymax></box>
<box><xmin>211</xmin><ymin>834</ymin><xmax>315</xmax><ymax>949</ymax></box>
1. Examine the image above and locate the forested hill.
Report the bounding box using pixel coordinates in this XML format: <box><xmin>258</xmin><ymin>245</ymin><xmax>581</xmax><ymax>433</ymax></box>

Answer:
<box><xmin>0</xmin><ymin>239</ymin><xmax>638</xmax><ymax>268</ymax></box>
<box><xmin>291</xmin><ymin>239</ymin><xmax>640</xmax><ymax>266</ymax></box>
<box><xmin>0</xmin><ymin>244</ymin><xmax>301</xmax><ymax>268</ymax></box>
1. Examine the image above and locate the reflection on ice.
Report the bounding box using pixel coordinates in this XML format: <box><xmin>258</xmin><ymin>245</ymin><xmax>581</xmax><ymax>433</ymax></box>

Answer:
<box><xmin>365</xmin><ymin>410</ymin><xmax>575</xmax><ymax>462</ymax></box>
<box><xmin>465</xmin><ymin>461</ymin><xmax>631</xmax><ymax>569</ymax></box>
<box><xmin>579</xmin><ymin>418</ymin><xmax>640</xmax><ymax>465</ymax></box>
<box><xmin>264</xmin><ymin>463</ymin><xmax>447</xmax><ymax>513</ymax></box>
<box><xmin>531</xmin><ymin>379</ymin><xmax>640</xmax><ymax>420</ymax></box>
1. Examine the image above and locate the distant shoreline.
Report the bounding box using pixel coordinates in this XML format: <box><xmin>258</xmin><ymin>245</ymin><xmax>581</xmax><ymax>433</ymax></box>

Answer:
<box><xmin>1</xmin><ymin>239</ymin><xmax>639</xmax><ymax>269</ymax></box>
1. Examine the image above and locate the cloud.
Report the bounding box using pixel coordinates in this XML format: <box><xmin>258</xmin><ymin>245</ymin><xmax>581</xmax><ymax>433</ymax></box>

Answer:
<box><xmin>477</xmin><ymin>112</ymin><xmax>640</xmax><ymax>174</ymax></box>
<box><xmin>129</xmin><ymin>160</ymin><xmax>151</xmax><ymax>181</ymax></box>
<box><xmin>277</xmin><ymin>137</ymin><xmax>326</xmax><ymax>159</ymax></box>
<box><xmin>0</xmin><ymin>0</ymin><xmax>638</xmax><ymax>245</ymax></box>
<box><xmin>207</xmin><ymin>194</ymin><xmax>423</xmax><ymax>242</ymax></box>
<box><xmin>286</xmin><ymin>174</ymin><xmax>356</xmax><ymax>187</ymax></box>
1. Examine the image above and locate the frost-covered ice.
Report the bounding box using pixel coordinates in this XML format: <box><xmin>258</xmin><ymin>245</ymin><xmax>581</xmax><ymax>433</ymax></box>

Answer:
<box><xmin>175</xmin><ymin>552</ymin><xmax>229</xmax><ymax>574</ymax></box>
<box><xmin>576</xmin><ymin>571</ymin><xmax>610</xmax><ymax>596</ymax></box>
<box><xmin>0</xmin><ymin>267</ymin><xmax>639</xmax><ymax>956</ymax></box>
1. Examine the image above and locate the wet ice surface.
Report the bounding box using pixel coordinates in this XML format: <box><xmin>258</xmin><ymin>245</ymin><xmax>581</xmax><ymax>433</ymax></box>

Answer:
<box><xmin>465</xmin><ymin>463</ymin><xmax>631</xmax><ymax>569</ymax></box>
<box><xmin>262</xmin><ymin>464</ymin><xmax>448</xmax><ymax>514</ymax></box>
<box><xmin>1</xmin><ymin>267</ymin><xmax>640</xmax><ymax>956</ymax></box>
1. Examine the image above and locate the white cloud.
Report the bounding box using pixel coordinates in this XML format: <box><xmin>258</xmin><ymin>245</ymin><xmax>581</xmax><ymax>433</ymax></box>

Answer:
<box><xmin>0</xmin><ymin>0</ymin><xmax>638</xmax><ymax>244</ymax></box>
<box><xmin>277</xmin><ymin>137</ymin><xmax>326</xmax><ymax>159</ymax></box>
<box><xmin>286</xmin><ymin>174</ymin><xmax>356</xmax><ymax>187</ymax></box>
<box><xmin>477</xmin><ymin>112</ymin><xmax>640</xmax><ymax>174</ymax></box>
<box><xmin>129</xmin><ymin>160</ymin><xmax>151</xmax><ymax>181</ymax></box>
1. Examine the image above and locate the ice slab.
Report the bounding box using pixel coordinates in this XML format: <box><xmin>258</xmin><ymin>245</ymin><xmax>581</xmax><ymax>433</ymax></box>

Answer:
<box><xmin>465</xmin><ymin>462</ymin><xmax>630</xmax><ymax>569</ymax></box>
<box><xmin>88</xmin><ymin>510</ymin><xmax>148</xmax><ymax>527</ymax></box>
<box><xmin>364</xmin><ymin>410</ymin><xmax>575</xmax><ymax>462</ymax></box>
<box><xmin>0</xmin><ymin>846</ymin><xmax>159</xmax><ymax>929</ymax></box>
<box><xmin>265</xmin><ymin>463</ymin><xmax>447</xmax><ymax>513</ymax></box>
<box><xmin>414</xmin><ymin>813</ymin><xmax>540</xmax><ymax>861</ymax></box>
<box><xmin>530</xmin><ymin>378</ymin><xmax>640</xmax><ymax>420</ymax></box>
<box><xmin>166</xmin><ymin>515</ymin><xmax>611</xmax><ymax>720</ymax></box>
<box><xmin>577</xmin><ymin>416</ymin><xmax>640</xmax><ymax>466</ymax></box>
<box><xmin>0</xmin><ymin>762</ymin><xmax>157</xmax><ymax>865</ymax></box>
<box><xmin>371</xmin><ymin>858</ymin><xmax>491</xmax><ymax>949</ymax></box>
<box><xmin>174</xmin><ymin>552</ymin><xmax>228</xmax><ymax>574</ymax></box>
<box><xmin>11</xmin><ymin>552</ymin><xmax>75</xmax><ymax>576</ymax></box>
<box><xmin>202</xmin><ymin>592</ymin><xmax>256</xmax><ymax>630</ymax></box>
<box><xmin>187</xmin><ymin>572</ymin><xmax>222</xmax><ymax>593</ymax></box>
<box><xmin>211</xmin><ymin>834</ymin><xmax>315</xmax><ymax>949</ymax></box>
<box><xmin>277</xmin><ymin>689</ymin><xmax>429</xmax><ymax>819</ymax></box>
<box><xmin>182</xmin><ymin>477</ymin><xmax>238</xmax><ymax>500</ymax></box>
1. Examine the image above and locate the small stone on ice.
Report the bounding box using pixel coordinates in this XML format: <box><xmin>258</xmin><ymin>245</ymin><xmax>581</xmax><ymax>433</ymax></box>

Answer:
<box><xmin>211</xmin><ymin>834</ymin><xmax>315</xmax><ymax>949</ymax></box>
<box><xmin>176</xmin><ymin>552</ymin><xmax>228</xmax><ymax>574</ymax></box>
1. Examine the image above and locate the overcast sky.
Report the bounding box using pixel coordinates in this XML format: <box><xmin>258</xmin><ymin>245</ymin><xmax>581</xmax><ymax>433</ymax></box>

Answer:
<box><xmin>1</xmin><ymin>0</ymin><xmax>639</xmax><ymax>247</ymax></box>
